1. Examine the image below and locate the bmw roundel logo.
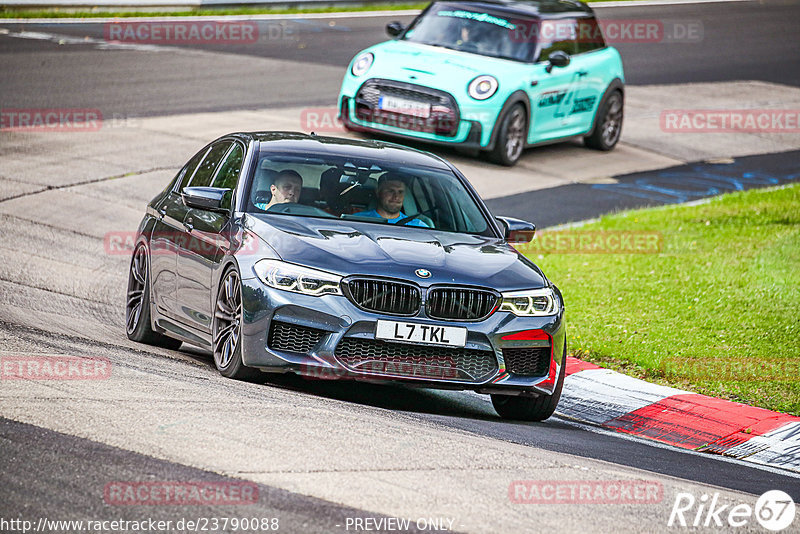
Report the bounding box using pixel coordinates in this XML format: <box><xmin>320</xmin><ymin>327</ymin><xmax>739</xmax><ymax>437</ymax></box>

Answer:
<box><xmin>415</xmin><ymin>269</ymin><xmax>431</xmax><ymax>279</ymax></box>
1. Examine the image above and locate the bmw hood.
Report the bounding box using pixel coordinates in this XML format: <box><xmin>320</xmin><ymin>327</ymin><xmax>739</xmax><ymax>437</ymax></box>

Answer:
<box><xmin>245</xmin><ymin>214</ymin><xmax>546</xmax><ymax>290</ymax></box>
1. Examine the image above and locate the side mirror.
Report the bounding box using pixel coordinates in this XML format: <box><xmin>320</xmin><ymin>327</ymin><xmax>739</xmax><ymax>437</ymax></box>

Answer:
<box><xmin>182</xmin><ymin>186</ymin><xmax>230</xmax><ymax>213</ymax></box>
<box><xmin>386</xmin><ymin>21</ymin><xmax>405</xmax><ymax>38</ymax></box>
<box><xmin>545</xmin><ymin>50</ymin><xmax>570</xmax><ymax>73</ymax></box>
<box><xmin>497</xmin><ymin>216</ymin><xmax>536</xmax><ymax>244</ymax></box>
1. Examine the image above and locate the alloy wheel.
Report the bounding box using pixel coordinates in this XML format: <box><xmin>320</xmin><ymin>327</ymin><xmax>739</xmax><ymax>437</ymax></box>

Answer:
<box><xmin>126</xmin><ymin>245</ymin><xmax>147</xmax><ymax>335</ymax></box>
<box><xmin>601</xmin><ymin>93</ymin><xmax>623</xmax><ymax>147</ymax></box>
<box><xmin>214</xmin><ymin>269</ymin><xmax>242</xmax><ymax>370</ymax></box>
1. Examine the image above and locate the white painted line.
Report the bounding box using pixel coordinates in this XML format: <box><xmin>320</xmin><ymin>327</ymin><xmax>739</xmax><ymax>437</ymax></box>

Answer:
<box><xmin>559</xmin><ymin>368</ymin><xmax>688</xmax><ymax>425</ymax></box>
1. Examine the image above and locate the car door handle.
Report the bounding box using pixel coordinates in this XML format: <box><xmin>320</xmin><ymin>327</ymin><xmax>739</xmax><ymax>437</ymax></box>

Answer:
<box><xmin>577</xmin><ymin>70</ymin><xmax>588</xmax><ymax>77</ymax></box>
<box><xmin>184</xmin><ymin>218</ymin><xmax>194</xmax><ymax>232</ymax></box>
<box><xmin>158</xmin><ymin>207</ymin><xmax>166</xmax><ymax>217</ymax></box>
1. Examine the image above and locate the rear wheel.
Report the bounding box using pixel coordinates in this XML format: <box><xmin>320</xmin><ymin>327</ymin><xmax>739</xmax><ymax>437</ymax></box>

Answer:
<box><xmin>489</xmin><ymin>103</ymin><xmax>527</xmax><ymax>166</ymax></box>
<box><xmin>584</xmin><ymin>90</ymin><xmax>623</xmax><ymax>151</ymax></box>
<box><xmin>126</xmin><ymin>244</ymin><xmax>182</xmax><ymax>350</ymax></box>
<box><xmin>491</xmin><ymin>346</ymin><xmax>567</xmax><ymax>421</ymax></box>
<box><xmin>213</xmin><ymin>267</ymin><xmax>260</xmax><ymax>380</ymax></box>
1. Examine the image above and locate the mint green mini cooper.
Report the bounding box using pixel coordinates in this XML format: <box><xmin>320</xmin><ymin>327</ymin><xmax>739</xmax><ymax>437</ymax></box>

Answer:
<box><xmin>338</xmin><ymin>0</ymin><xmax>624</xmax><ymax>166</ymax></box>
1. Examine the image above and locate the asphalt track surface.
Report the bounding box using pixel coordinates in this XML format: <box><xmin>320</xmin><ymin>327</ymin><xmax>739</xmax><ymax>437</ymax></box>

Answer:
<box><xmin>1</xmin><ymin>1</ymin><xmax>800</xmax><ymax>532</ymax></box>
<box><xmin>0</xmin><ymin>0</ymin><xmax>798</xmax><ymax>116</ymax></box>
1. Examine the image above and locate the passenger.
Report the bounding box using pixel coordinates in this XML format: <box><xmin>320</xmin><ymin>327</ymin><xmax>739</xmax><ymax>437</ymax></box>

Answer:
<box><xmin>255</xmin><ymin>170</ymin><xmax>302</xmax><ymax>211</ymax></box>
<box><xmin>354</xmin><ymin>173</ymin><xmax>429</xmax><ymax>227</ymax></box>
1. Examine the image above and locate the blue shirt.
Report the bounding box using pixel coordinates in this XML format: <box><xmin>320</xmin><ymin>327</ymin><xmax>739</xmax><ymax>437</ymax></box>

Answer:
<box><xmin>353</xmin><ymin>209</ymin><xmax>429</xmax><ymax>227</ymax></box>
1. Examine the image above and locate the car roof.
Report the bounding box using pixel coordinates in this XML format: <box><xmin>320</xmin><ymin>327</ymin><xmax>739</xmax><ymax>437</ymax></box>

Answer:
<box><xmin>432</xmin><ymin>0</ymin><xmax>594</xmax><ymax>18</ymax></box>
<box><xmin>227</xmin><ymin>131</ymin><xmax>453</xmax><ymax>170</ymax></box>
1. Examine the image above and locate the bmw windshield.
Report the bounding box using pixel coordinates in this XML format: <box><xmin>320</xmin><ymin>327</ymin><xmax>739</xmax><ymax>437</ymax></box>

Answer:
<box><xmin>244</xmin><ymin>150</ymin><xmax>496</xmax><ymax>237</ymax></box>
<box><xmin>401</xmin><ymin>2</ymin><xmax>538</xmax><ymax>62</ymax></box>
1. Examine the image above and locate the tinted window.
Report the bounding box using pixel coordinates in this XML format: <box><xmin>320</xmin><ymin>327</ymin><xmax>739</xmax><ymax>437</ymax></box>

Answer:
<box><xmin>177</xmin><ymin>147</ymin><xmax>209</xmax><ymax>192</ymax></box>
<box><xmin>537</xmin><ymin>18</ymin><xmax>579</xmax><ymax>61</ymax></box>
<box><xmin>190</xmin><ymin>141</ymin><xmax>232</xmax><ymax>188</ymax></box>
<box><xmin>575</xmin><ymin>17</ymin><xmax>605</xmax><ymax>54</ymax></box>
<box><xmin>212</xmin><ymin>143</ymin><xmax>244</xmax><ymax>190</ymax></box>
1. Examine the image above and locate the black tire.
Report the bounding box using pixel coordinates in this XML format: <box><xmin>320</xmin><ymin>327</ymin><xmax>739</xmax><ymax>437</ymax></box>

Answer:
<box><xmin>213</xmin><ymin>266</ymin><xmax>260</xmax><ymax>381</ymax></box>
<box><xmin>126</xmin><ymin>244</ymin><xmax>183</xmax><ymax>350</ymax></box>
<box><xmin>491</xmin><ymin>345</ymin><xmax>567</xmax><ymax>421</ymax></box>
<box><xmin>584</xmin><ymin>90</ymin><xmax>623</xmax><ymax>151</ymax></box>
<box><xmin>489</xmin><ymin>103</ymin><xmax>527</xmax><ymax>166</ymax></box>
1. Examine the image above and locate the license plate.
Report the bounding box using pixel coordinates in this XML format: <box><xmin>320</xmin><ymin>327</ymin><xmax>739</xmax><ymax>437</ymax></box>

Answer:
<box><xmin>378</xmin><ymin>95</ymin><xmax>431</xmax><ymax>118</ymax></box>
<box><xmin>376</xmin><ymin>320</ymin><xmax>466</xmax><ymax>347</ymax></box>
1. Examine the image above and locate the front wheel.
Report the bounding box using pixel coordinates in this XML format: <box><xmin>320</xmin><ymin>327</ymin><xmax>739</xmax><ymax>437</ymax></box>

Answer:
<box><xmin>489</xmin><ymin>103</ymin><xmax>527</xmax><ymax>166</ymax></box>
<box><xmin>491</xmin><ymin>346</ymin><xmax>567</xmax><ymax>421</ymax></box>
<box><xmin>584</xmin><ymin>90</ymin><xmax>623</xmax><ymax>151</ymax></box>
<box><xmin>213</xmin><ymin>267</ymin><xmax>260</xmax><ymax>380</ymax></box>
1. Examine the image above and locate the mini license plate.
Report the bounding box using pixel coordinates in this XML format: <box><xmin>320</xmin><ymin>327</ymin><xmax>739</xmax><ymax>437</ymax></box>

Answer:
<box><xmin>378</xmin><ymin>95</ymin><xmax>431</xmax><ymax>118</ymax></box>
<box><xmin>376</xmin><ymin>320</ymin><xmax>467</xmax><ymax>347</ymax></box>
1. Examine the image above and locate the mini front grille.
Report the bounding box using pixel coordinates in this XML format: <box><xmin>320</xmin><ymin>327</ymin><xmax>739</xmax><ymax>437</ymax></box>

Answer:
<box><xmin>354</xmin><ymin>78</ymin><xmax>460</xmax><ymax>137</ymax></box>
<box><xmin>426</xmin><ymin>287</ymin><xmax>499</xmax><ymax>321</ymax></box>
<box><xmin>503</xmin><ymin>347</ymin><xmax>551</xmax><ymax>377</ymax></box>
<box><xmin>268</xmin><ymin>321</ymin><xmax>327</xmax><ymax>354</ymax></box>
<box><xmin>335</xmin><ymin>337</ymin><xmax>497</xmax><ymax>382</ymax></box>
<box><xmin>344</xmin><ymin>278</ymin><xmax>420</xmax><ymax>316</ymax></box>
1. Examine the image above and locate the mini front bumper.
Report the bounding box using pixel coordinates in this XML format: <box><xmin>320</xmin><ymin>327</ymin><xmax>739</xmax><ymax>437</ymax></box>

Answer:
<box><xmin>239</xmin><ymin>276</ymin><xmax>566</xmax><ymax>396</ymax></box>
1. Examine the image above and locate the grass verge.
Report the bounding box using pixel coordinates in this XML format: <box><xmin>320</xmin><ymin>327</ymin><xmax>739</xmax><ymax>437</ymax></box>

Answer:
<box><xmin>517</xmin><ymin>183</ymin><xmax>800</xmax><ymax>415</ymax></box>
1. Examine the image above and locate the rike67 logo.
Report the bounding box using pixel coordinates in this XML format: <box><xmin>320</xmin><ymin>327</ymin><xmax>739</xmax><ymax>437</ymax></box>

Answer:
<box><xmin>668</xmin><ymin>490</ymin><xmax>795</xmax><ymax>531</ymax></box>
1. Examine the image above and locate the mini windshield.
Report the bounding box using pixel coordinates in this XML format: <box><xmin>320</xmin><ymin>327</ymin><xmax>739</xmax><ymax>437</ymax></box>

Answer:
<box><xmin>244</xmin><ymin>150</ymin><xmax>494</xmax><ymax>237</ymax></box>
<box><xmin>402</xmin><ymin>3</ymin><xmax>538</xmax><ymax>62</ymax></box>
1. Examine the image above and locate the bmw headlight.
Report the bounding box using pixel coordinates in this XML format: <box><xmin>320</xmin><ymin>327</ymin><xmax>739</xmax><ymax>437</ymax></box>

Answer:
<box><xmin>499</xmin><ymin>288</ymin><xmax>557</xmax><ymax>316</ymax></box>
<box><xmin>254</xmin><ymin>259</ymin><xmax>342</xmax><ymax>296</ymax></box>
<box><xmin>351</xmin><ymin>52</ymin><xmax>374</xmax><ymax>77</ymax></box>
<box><xmin>467</xmin><ymin>75</ymin><xmax>498</xmax><ymax>100</ymax></box>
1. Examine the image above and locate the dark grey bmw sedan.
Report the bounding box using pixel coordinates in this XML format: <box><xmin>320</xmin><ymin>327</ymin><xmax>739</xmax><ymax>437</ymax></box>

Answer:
<box><xmin>126</xmin><ymin>132</ymin><xmax>566</xmax><ymax>421</ymax></box>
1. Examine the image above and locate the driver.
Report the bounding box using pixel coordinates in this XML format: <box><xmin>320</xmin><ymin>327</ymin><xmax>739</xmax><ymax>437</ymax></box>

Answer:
<box><xmin>354</xmin><ymin>173</ymin><xmax>429</xmax><ymax>227</ymax></box>
<box><xmin>255</xmin><ymin>170</ymin><xmax>302</xmax><ymax>211</ymax></box>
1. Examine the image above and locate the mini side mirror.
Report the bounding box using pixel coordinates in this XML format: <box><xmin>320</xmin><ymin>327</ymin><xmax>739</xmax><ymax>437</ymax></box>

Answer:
<box><xmin>386</xmin><ymin>21</ymin><xmax>405</xmax><ymax>38</ymax></box>
<box><xmin>546</xmin><ymin>50</ymin><xmax>570</xmax><ymax>73</ymax></box>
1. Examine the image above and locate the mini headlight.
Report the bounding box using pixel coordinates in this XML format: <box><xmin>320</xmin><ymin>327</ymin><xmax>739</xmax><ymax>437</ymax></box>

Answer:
<box><xmin>499</xmin><ymin>288</ymin><xmax>557</xmax><ymax>316</ymax></box>
<box><xmin>351</xmin><ymin>52</ymin><xmax>374</xmax><ymax>77</ymax></box>
<box><xmin>467</xmin><ymin>75</ymin><xmax>498</xmax><ymax>100</ymax></box>
<box><xmin>254</xmin><ymin>259</ymin><xmax>342</xmax><ymax>296</ymax></box>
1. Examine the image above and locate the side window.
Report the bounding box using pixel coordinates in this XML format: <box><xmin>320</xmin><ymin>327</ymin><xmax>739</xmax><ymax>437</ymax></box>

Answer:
<box><xmin>176</xmin><ymin>147</ymin><xmax>209</xmax><ymax>193</ymax></box>
<box><xmin>189</xmin><ymin>141</ymin><xmax>232</xmax><ymax>188</ymax></box>
<box><xmin>575</xmin><ymin>17</ymin><xmax>605</xmax><ymax>54</ymax></box>
<box><xmin>212</xmin><ymin>143</ymin><xmax>244</xmax><ymax>190</ymax></box>
<box><xmin>537</xmin><ymin>18</ymin><xmax>578</xmax><ymax>62</ymax></box>
<box><xmin>212</xmin><ymin>143</ymin><xmax>245</xmax><ymax>211</ymax></box>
